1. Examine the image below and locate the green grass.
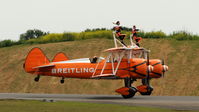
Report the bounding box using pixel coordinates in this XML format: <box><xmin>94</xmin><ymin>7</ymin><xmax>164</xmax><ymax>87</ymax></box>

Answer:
<box><xmin>0</xmin><ymin>100</ymin><xmax>196</xmax><ymax>112</ymax></box>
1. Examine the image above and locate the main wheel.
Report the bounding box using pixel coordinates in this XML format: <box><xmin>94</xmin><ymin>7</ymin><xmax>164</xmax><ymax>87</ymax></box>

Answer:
<box><xmin>60</xmin><ymin>79</ymin><xmax>64</xmax><ymax>84</ymax></box>
<box><xmin>122</xmin><ymin>87</ymin><xmax>137</xmax><ymax>99</ymax></box>
<box><xmin>34</xmin><ymin>77</ymin><xmax>39</xmax><ymax>82</ymax></box>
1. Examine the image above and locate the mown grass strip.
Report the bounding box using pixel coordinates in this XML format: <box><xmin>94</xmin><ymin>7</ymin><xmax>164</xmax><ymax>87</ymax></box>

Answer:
<box><xmin>0</xmin><ymin>99</ymin><xmax>197</xmax><ymax>112</ymax></box>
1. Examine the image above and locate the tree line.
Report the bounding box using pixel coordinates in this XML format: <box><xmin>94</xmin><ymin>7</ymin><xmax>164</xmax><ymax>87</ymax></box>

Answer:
<box><xmin>0</xmin><ymin>27</ymin><xmax>199</xmax><ymax>48</ymax></box>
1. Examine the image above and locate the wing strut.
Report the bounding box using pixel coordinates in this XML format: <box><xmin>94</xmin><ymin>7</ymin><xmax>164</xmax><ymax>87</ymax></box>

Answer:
<box><xmin>113</xmin><ymin>51</ymin><xmax>124</xmax><ymax>75</ymax></box>
<box><xmin>92</xmin><ymin>51</ymin><xmax>125</xmax><ymax>78</ymax></box>
<box><xmin>113</xmin><ymin>32</ymin><xmax>127</xmax><ymax>48</ymax></box>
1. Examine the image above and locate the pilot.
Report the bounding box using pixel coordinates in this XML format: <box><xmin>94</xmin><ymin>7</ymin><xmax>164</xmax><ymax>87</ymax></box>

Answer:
<box><xmin>113</xmin><ymin>21</ymin><xmax>127</xmax><ymax>46</ymax></box>
<box><xmin>132</xmin><ymin>25</ymin><xmax>142</xmax><ymax>47</ymax></box>
<box><xmin>90</xmin><ymin>56</ymin><xmax>98</xmax><ymax>63</ymax></box>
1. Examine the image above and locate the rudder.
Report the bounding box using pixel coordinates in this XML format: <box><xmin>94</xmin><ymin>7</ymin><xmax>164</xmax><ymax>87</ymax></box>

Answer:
<box><xmin>24</xmin><ymin>47</ymin><xmax>50</xmax><ymax>73</ymax></box>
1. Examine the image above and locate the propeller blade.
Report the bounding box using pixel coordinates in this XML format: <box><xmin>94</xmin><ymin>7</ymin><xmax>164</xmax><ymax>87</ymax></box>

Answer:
<box><xmin>162</xmin><ymin>58</ymin><xmax>165</xmax><ymax>65</ymax></box>
<box><xmin>162</xmin><ymin>59</ymin><xmax>165</xmax><ymax>77</ymax></box>
<box><xmin>147</xmin><ymin>52</ymin><xmax>150</xmax><ymax>66</ymax></box>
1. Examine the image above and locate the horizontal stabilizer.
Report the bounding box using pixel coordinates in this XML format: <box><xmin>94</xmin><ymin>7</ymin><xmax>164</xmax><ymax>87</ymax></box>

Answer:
<box><xmin>33</xmin><ymin>64</ymin><xmax>55</xmax><ymax>69</ymax></box>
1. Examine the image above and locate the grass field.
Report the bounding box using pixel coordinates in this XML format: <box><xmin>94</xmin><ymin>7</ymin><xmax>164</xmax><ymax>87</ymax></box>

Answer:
<box><xmin>0</xmin><ymin>100</ymin><xmax>196</xmax><ymax>112</ymax></box>
<box><xmin>0</xmin><ymin>38</ymin><xmax>198</xmax><ymax>95</ymax></box>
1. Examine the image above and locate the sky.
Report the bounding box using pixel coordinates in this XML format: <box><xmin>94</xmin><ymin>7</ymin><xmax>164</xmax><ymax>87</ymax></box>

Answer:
<box><xmin>0</xmin><ymin>0</ymin><xmax>199</xmax><ymax>40</ymax></box>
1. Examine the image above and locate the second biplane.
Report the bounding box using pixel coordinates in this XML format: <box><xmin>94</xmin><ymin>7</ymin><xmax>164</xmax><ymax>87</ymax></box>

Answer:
<box><xmin>24</xmin><ymin>31</ymin><xmax>168</xmax><ymax>98</ymax></box>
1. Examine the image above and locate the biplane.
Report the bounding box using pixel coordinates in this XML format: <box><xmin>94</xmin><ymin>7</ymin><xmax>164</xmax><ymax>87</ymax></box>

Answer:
<box><xmin>24</xmin><ymin>31</ymin><xmax>168</xmax><ymax>98</ymax></box>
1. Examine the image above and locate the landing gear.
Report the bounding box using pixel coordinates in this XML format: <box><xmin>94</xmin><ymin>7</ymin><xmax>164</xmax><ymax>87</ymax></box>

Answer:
<box><xmin>34</xmin><ymin>75</ymin><xmax>40</xmax><ymax>82</ymax></box>
<box><xmin>121</xmin><ymin>77</ymin><xmax>137</xmax><ymax>99</ymax></box>
<box><xmin>60</xmin><ymin>77</ymin><xmax>65</xmax><ymax>84</ymax></box>
<box><xmin>116</xmin><ymin>77</ymin><xmax>154</xmax><ymax>98</ymax></box>
<box><xmin>138</xmin><ymin>79</ymin><xmax>153</xmax><ymax>95</ymax></box>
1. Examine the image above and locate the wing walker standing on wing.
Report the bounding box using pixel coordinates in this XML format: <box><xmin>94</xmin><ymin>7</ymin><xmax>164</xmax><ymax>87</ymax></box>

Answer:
<box><xmin>132</xmin><ymin>25</ymin><xmax>142</xmax><ymax>47</ymax></box>
<box><xmin>113</xmin><ymin>21</ymin><xmax>127</xmax><ymax>46</ymax></box>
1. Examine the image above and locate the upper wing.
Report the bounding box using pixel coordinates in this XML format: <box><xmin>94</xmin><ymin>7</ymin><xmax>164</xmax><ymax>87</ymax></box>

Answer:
<box><xmin>104</xmin><ymin>47</ymin><xmax>145</xmax><ymax>53</ymax></box>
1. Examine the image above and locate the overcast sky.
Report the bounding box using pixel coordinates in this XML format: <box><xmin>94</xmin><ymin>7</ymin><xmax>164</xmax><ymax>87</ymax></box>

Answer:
<box><xmin>0</xmin><ymin>0</ymin><xmax>198</xmax><ymax>40</ymax></box>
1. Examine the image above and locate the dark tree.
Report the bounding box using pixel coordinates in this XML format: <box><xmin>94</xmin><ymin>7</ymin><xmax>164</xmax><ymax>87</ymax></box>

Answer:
<box><xmin>20</xmin><ymin>29</ymin><xmax>49</xmax><ymax>40</ymax></box>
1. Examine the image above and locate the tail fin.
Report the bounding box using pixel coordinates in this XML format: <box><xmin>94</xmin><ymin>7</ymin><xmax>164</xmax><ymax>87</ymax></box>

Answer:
<box><xmin>24</xmin><ymin>47</ymin><xmax>50</xmax><ymax>73</ymax></box>
<box><xmin>52</xmin><ymin>52</ymin><xmax>69</xmax><ymax>62</ymax></box>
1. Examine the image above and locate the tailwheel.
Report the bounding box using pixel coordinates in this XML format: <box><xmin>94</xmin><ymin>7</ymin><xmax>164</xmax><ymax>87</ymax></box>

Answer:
<box><xmin>34</xmin><ymin>75</ymin><xmax>40</xmax><ymax>82</ymax></box>
<box><xmin>122</xmin><ymin>87</ymin><xmax>137</xmax><ymax>99</ymax></box>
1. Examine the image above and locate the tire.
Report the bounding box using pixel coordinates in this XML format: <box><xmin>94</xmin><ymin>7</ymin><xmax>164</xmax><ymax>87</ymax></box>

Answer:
<box><xmin>122</xmin><ymin>87</ymin><xmax>137</xmax><ymax>99</ymax></box>
<box><xmin>34</xmin><ymin>77</ymin><xmax>39</xmax><ymax>82</ymax></box>
<box><xmin>60</xmin><ymin>79</ymin><xmax>64</xmax><ymax>84</ymax></box>
<box><xmin>122</xmin><ymin>94</ymin><xmax>135</xmax><ymax>99</ymax></box>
